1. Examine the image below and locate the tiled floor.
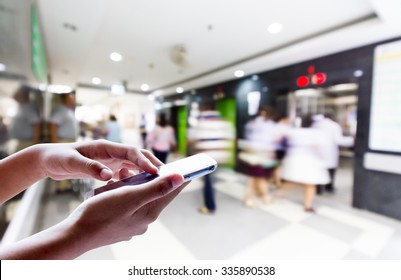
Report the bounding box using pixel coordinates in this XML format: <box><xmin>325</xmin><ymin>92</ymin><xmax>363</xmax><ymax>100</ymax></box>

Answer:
<box><xmin>37</xmin><ymin>158</ymin><xmax>401</xmax><ymax>260</ymax></box>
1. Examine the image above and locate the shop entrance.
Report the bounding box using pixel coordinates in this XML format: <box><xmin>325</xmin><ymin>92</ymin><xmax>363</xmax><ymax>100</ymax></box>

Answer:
<box><xmin>287</xmin><ymin>83</ymin><xmax>358</xmax><ymax>205</ymax></box>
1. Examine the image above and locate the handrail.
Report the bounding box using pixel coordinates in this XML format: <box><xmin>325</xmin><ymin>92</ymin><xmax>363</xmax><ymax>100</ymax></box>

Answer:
<box><xmin>0</xmin><ymin>179</ymin><xmax>46</xmax><ymax>246</ymax></box>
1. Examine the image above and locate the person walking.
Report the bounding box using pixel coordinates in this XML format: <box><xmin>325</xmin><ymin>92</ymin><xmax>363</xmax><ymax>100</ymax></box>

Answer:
<box><xmin>146</xmin><ymin>113</ymin><xmax>176</xmax><ymax>163</ymax></box>
<box><xmin>280</xmin><ymin>115</ymin><xmax>330</xmax><ymax>212</ymax></box>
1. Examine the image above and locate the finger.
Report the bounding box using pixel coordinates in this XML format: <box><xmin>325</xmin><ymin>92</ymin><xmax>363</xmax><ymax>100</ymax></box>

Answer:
<box><xmin>126</xmin><ymin>148</ymin><xmax>161</xmax><ymax>173</ymax></box>
<box><xmin>70</xmin><ymin>154</ymin><xmax>113</xmax><ymax>181</ymax></box>
<box><xmin>118</xmin><ymin>168</ymin><xmax>131</xmax><ymax>179</ymax></box>
<box><xmin>140</xmin><ymin>149</ymin><xmax>164</xmax><ymax>167</ymax></box>
<box><xmin>76</xmin><ymin>140</ymin><xmax>159</xmax><ymax>174</ymax></box>
<box><xmin>124</xmin><ymin>173</ymin><xmax>184</xmax><ymax>209</ymax></box>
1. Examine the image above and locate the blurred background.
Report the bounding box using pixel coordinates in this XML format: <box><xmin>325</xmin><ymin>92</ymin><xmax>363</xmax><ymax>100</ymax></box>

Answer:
<box><xmin>1</xmin><ymin>0</ymin><xmax>401</xmax><ymax>259</ymax></box>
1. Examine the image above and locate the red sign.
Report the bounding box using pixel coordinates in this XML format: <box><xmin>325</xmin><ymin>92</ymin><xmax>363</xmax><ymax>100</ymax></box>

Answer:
<box><xmin>297</xmin><ymin>76</ymin><xmax>309</xmax><ymax>87</ymax></box>
<box><xmin>297</xmin><ymin>65</ymin><xmax>327</xmax><ymax>87</ymax></box>
<box><xmin>312</xmin><ymin>72</ymin><xmax>327</xmax><ymax>85</ymax></box>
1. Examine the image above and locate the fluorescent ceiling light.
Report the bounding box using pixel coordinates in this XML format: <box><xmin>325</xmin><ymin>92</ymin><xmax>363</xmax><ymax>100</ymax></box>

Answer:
<box><xmin>294</xmin><ymin>88</ymin><xmax>319</xmax><ymax>97</ymax></box>
<box><xmin>91</xmin><ymin>77</ymin><xmax>101</xmax><ymax>85</ymax></box>
<box><xmin>141</xmin><ymin>84</ymin><xmax>149</xmax><ymax>91</ymax></box>
<box><xmin>110</xmin><ymin>52</ymin><xmax>123</xmax><ymax>62</ymax></box>
<box><xmin>234</xmin><ymin>70</ymin><xmax>244</xmax><ymax>77</ymax></box>
<box><xmin>0</xmin><ymin>63</ymin><xmax>6</xmax><ymax>71</ymax></box>
<box><xmin>268</xmin><ymin>22</ymin><xmax>283</xmax><ymax>34</ymax></box>
<box><xmin>327</xmin><ymin>83</ymin><xmax>358</xmax><ymax>92</ymax></box>
<box><xmin>47</xmin><ymin>84</ymin><xmax>73</xmax><ymax>94</ymax></box>
<box><xmin>176</xmin><ymin>87</ymin><xmax>184</xmax><ymax>93</ymax></box>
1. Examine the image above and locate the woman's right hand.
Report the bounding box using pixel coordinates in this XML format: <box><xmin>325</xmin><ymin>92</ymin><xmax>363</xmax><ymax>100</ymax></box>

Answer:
<box><xmin>65</xmin><ymin>172</ymin><xmax>188</xmax><ymax>255</ymax></box>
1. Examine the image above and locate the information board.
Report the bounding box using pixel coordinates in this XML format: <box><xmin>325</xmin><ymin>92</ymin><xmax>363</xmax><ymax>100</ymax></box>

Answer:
<box><xmin>369</xmin><ymin>39</ymin><xmax>401</xmax><ymax>152</ymax></box>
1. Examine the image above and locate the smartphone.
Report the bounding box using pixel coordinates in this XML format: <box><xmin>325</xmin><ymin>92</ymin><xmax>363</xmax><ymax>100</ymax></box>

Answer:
<box><xmin>84</xmin><ymin>153</ymin><xmax>218</xmax><ymax>199</ymax></box>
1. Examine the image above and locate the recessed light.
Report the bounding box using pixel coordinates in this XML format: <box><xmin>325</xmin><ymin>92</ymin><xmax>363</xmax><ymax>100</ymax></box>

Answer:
<box><xmin>141</xmin><ymin>84</ymin><xmax>149</xmax><ymax>91</ymax></box>
<box><xmin>0</xmin><ymin>63</ymin><xmax>6</xmax><ymax>71</ymax></box>
<box><xmin>91</xmin><ymin>77</ymin><xmax>101</xmax><ymax>85</ymax></box>
<box><xmin>353</xmin><ymin>70</ymin><xmax>363</xmax><ymax>77</ymax></box>
<box><xmin>234</xmin><ymin>70</ymin><xmax>245</xmax><ymax>77</ymax></box>
<box><xmin>267</xmin><ymin>22</ymin><xmax>283</xmax><ymax>34</ymax></box>
<box><xmin>110</xmin><ymin>52</ymin><xmax>123</xmax><ymax>62</ymax></box>
<box><xmin>111</xmin><ymin>84</ymin><xmax>125</xmax><ymax>95</ymax></box>
<box><xmin>176</xmin><ymin>87</ymin><xmax>184</xmax><ymax>93</ymax></box>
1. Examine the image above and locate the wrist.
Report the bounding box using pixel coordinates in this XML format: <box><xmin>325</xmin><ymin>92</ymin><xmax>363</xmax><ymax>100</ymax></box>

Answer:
<box><xmin>29</xmin><ymin>144</ymin><xmax>50</xmax><ymax>179</ymax></box>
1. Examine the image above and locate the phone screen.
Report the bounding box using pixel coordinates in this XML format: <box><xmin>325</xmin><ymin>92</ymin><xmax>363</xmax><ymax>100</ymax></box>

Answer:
<box><xmin>85</xmin><ymin>153</ymin><xmax>217</xmax><ymax>199</ymax></box>
<box><xmin>91</xmin><ymin>172</ymin><xmax>159</xmax><ymax>197</ymax></box>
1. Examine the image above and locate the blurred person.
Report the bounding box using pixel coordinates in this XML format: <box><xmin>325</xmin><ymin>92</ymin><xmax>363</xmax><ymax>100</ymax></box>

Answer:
<box><xmin>187</xmin><ymin>109</ymin><xmax>235</xmax><ymax>215</ymax></box>
<box><xmin>312</xmin><ymin>112</ymin><xmax>353</xmax><ymax>194</ymax></box>
<box><xmin>0</xmin><ymin>139</ymin><xmax>188</xmax><ymax>259</ymax></box>
<box><xmin>273</xmin><ymin>115</ymin><xmax>291</xmax><ymax>189</ymax></box>
<box><xmin>280</xmin><ymin>115</ymin><xmax>330</xmax><ymax>212</ymax></box>
<box><xmin>49</xmin><ymin>92</ymin><xmax>79</xmax><ymax>192</ymax></box>
<box><xmin>9</xmin><ymin>85</ymin><xmax>41</xmax><ymax>152</ymax></box>
<box><xmin>238</xmin><ymin>106</ymin><xmax>280</xmax><ymax>208</ymax></box>
<box><xmin>91</xmin><ymin>121</ymin><xmax>105</xmax><ymax>140</ymax></box>
<box><xmin>49</xmin><ymin>92</ymin><xmax>78</xmax><ymax>143</ymax></box>
<box><xmin>105</xmin><ymin>114</ymin><xmax>122</xmax><ymax>143</ymax></box>
<box><xmin>146</xmin><ymin>113</ymin><xmax>176</xmax><ymax>163</ymax></box>
<box><xmin>139</xmin><ymin>114</ymin><xmax>148</xmax><ymax>148</ymax></box>
<box><xmin>0</xmin><ymin>116</ymin><xmax>9</xmax><ymax>159</ymax></box>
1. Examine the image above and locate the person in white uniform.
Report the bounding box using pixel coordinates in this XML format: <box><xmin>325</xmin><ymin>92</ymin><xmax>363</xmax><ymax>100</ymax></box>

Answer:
<box><xmin>312</xmin><ymin>113</ymin><xmax>353</xmax><ymax>194</ymax></box>
<box><xmin>280</xmin><ymin>115</ymin><xmax>330</xmax><ymax>212</ymax></box>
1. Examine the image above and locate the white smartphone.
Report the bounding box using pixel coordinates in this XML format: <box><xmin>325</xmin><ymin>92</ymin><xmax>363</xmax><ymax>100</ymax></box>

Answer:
<box><xmin>84</xmin><ymin>153</ymin><xmax>217</xmax><ymax>199</ymax></box>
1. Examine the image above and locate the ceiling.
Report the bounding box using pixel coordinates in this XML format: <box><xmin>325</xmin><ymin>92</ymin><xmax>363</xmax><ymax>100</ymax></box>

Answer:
<box><xmin>1</xmin><ymin>0</ymin><xmax>401</xmax><ymax>97</ymax></box>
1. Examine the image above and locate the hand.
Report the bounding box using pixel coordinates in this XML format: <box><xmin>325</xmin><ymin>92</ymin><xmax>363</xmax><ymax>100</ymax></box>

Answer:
<box><xmin>0</xmin><ymin>169</ymin><xmax>189</xmax><ymax>259</ymax></box>
<box><xmin>66</xmin><ymin>172</ymin><xmax>189</xmax><ymax>254</ymax></box>
<box><xmin>37</xmin><ymin>140</ymin><xmax>162</xmax><ymax>181</ymax></box>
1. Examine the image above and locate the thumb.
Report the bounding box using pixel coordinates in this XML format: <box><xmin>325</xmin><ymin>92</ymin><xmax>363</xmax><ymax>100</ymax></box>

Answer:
<box><xmin>127</xmin><ymin>173</ymin><xmax>184</xmax><ymax>208</ymax></box>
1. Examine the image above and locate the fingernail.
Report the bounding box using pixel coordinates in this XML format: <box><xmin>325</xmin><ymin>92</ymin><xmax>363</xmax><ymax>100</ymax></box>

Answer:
<box><xmin>100</xmin><ymin>168</ymin><xmax>113</xmax><ymax>180</ymax></box>
<box><xmin>171</xmin><ymin>175</ymin><xmax>183</xmax><ymax>188</ymax></box>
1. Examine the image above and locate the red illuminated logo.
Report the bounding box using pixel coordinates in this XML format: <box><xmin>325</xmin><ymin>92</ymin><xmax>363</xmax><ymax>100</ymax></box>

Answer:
<box><xmin>297</xmin><ymin>76</ymin><xmax>309</xmax><ymax>87</ymax></box>
<box><xmin>297</xmin><ymin>65</ymin><xmax>327</xmax><ymax>87</ymax></box>
<box><xmin>312</xmin><ymin>72</ymin><xmax>327</xmax><ymax>85</ymax></box>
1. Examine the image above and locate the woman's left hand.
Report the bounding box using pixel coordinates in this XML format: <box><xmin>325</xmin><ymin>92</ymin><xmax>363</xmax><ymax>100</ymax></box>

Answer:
<box><xmin>38</xmin><ymin>140</ymin><xmax>162</xmax><ymax>181</ymax></box>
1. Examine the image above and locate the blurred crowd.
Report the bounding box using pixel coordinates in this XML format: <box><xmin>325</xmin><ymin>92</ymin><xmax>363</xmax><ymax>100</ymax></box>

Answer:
<box><xmin>0</xmin><ymin>84</ymin><xmax>354</xmax><ymax>216</ymax></box>
<box><xmin>237</xmin><ymin>106</ymin><xmax>354</xmax><ymax>212</ymax></box>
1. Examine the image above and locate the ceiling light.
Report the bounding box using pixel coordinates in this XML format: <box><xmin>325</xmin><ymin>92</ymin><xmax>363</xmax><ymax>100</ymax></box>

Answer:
<box><xmin>47</xmin><ymin>84</ymin><xmax>73</xmax><ymax>94</ymax></box>
<box><xmin>353</xmin><ymin>70</ymin><xmax>363</xmax><ymax>77</ymax></box>
<box><xmin>141</xmin><ymin>84</ymin><xmax>150</xmax><ymax>91</ymax></box>
<box><xmin>267</xmin><ymin>22</ymin><xmax>283</xmax><ymax>34</ymax></box>
<box><xmin>111</xmin><ymin>84</ymin><xmax>125</xmax><ymax>95</ymax></box>
<box><xmin>176</xmin><ymin>87</ymin><xmax>184</xmax><ymax>93</ymax></box>
<box><xmin>327</xmin><ymin>83</ymin><xmax>358</xmax><ymax>92</ymax></box>
<box><xmin>234</xmin><ymin>70</ymin><xmax>245</xmax><ymax>78</ymax></box>
<box><xmin>110</xmin><ymin>52</ymin><xmax>123</xmax><ymax>62</ymax></box>
<box><xmin>152</xmin><ymin>90</ymin><xmax>163</xmax><ymax>96</ymax></box>
<box><xmin>91</xmin><ymin>77</ymin><xmax>101</xmax><ymax>85</ymax></box>
<box><xmin>0</xmin><ymin>63</ymin><xmax>6</xmax><ymax>71</ymax></box>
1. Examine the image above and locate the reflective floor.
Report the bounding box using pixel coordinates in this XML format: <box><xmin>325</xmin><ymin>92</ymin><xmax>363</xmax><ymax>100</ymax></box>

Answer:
<box><xmin>37</xmin><ymin>157</ymin><xmax>401</xmax><ymax>260</ymax></box>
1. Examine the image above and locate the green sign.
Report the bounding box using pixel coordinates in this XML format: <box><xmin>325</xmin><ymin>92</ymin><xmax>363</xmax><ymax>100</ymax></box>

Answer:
<box><xmin>31</xmin><ymin>4</ymin><xmax>48</xmax><ymax>83</ymax></box>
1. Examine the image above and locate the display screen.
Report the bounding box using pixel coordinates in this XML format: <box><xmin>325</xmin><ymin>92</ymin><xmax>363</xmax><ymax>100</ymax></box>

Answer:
<box><xmin>369</xmin><ymin>39</ymin><xmax>401</xmax><ymax>152</ymax></box>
